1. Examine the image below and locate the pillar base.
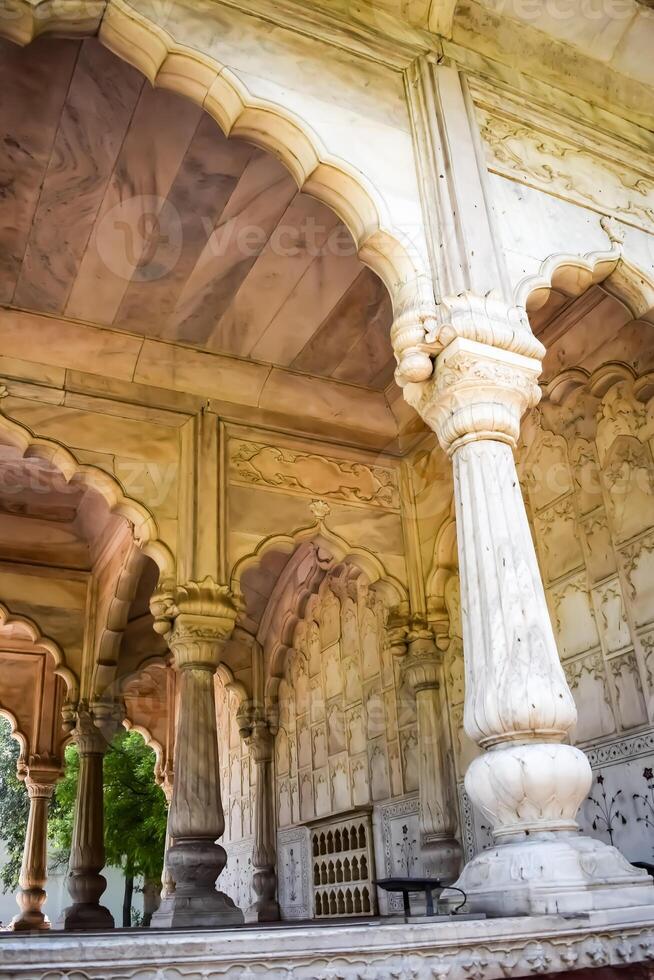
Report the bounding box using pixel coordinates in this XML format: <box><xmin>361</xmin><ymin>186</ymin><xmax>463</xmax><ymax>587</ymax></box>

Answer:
<box><xmin>152</xmin><ymin>890</ymin><xmax>244</xmax><ymax>928</ymax></box>
<box><xmin>10</xmin><ymin>911</ymin><xmax>50</xmax><ymax>932</ymax></box>
<box><xmin>63</xmin><ymin>902</ymin><xmax>115</xmax><ymax>931</ymax></box>
<box><xmin>453</xmin><ymin>833</ymin><xmax>654</xmax><ymax>917</ymax></box>
<box><xmin>422</xmin><ymin>836</ymin><xmax>462</xmax><ymax>884</ymax></box>
<box><xmin>245</xmin><ymin>898</ymin><xmax>280</xmax><ymax>923</ymax></box>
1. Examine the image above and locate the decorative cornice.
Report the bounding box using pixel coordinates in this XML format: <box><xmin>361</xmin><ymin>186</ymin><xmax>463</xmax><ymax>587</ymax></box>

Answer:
<box><xmin>152</xmin><ymin>577</ymin><xmax>240</xmax><ymax>635</ymax></box>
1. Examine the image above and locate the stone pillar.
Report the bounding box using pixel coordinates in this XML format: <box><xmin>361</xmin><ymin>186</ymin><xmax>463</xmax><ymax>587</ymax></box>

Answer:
<box><xmin>404</xmin><ymin>332</ymin><xmax>654</xmax><ymax>915</ymax></box>
<box><xmin>152</xmin><ymin>579</ymin><xmax>244</xmax><ymax>927</ymax></box>
<box><xmin>63</xmin><ymin>707</ymin><xmax>116</xmax><ymax>930</ymax></box>
<box><xmin>10</xmin><ymin>767</ymin><xmax>58</xmax><ymax>931</ymax></box>
<box><xmin>245</xmin><ymin>715</ymin><xmax>280</xmax><ymax>922</ymax></box>
<box><xmin>159</xmin><ymin>773</ymin><xmax>175</xmax><ymax>901</ymax></box>
<box><xmin>403</xmin><ymin>620</ymin><xmax>461</xmax><ymax>883</ymax></box>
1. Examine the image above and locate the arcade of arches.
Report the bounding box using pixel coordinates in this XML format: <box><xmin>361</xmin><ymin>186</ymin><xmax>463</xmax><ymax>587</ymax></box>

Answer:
<box><xmin>1</xmin><ymin>2</ymin><xmax>654</xmax><ymax>977</ymax></box>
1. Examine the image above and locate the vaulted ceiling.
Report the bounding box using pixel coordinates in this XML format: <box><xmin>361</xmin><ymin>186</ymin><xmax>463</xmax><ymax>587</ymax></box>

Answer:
<box><xmin>0</xmin><ymin>37</ymin><xmax>396</xmax><ymax>391</ymax></box>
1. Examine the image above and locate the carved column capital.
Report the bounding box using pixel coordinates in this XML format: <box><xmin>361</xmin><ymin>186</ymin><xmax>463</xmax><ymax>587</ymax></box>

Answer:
<box><xmin>24</xmin><ymin>765</ymin><xmax>59</xmax><ymax>799</ymax></box>
<box><xmin>246</xmin><ymin>716</ymin><xmax>274</xmax><ymax>764</ymax></box>
<box><xmin>68</xmin><ymin>702</ymin><xmax>122</xmax><ymax>755</ymax></box>
<box><xmin>403</xmin><ymin>624</ymin><xmax>441</xmax><ymax>694</ymax></box>
<box><xmin>152</xmin><ymin>577</ymin><xmax>241</xmax><ymax>669</ymax></box>
<box><xmin>404</xmin><ymin>337</ymin><xmax>542</xmax><ymax>455</ymax></box>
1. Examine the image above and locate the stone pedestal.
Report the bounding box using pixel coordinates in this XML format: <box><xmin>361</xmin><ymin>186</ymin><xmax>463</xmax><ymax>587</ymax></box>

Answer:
<box><xmin>405</xmin><ymin>332</ymin><xmax>654</xmax><ymax>916</ymax></box>
<box><xmin>152</xmin><ymin>579</ymin><xmax>244</xmax><ymax>928</ymax></box>
<box><xmin>245</xmin><ymin>716</ymin><xmax>280</xmax><ymax>923</ymax></box>
<box><xmin>63</xmin><ymin>708</ymin><xmax>116</xmax><ymax>931</ymax></box>
<box><xmin>10</xmin><ymin>768</ymin><xmax>58</xmax><ymax>932</ymax></box>
<box><xmin>403</xmin><ymin>621</ymin><xmax>462</xmax><ymax>882</ymax></box>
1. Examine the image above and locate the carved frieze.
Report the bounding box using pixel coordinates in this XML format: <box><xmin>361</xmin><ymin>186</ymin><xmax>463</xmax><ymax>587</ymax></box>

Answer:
<box><xmin>229</xmin><ymin>439</ymin><xmax>399</xmax><ymax>510</ymax></box>
<box><xmin>476</xmin><ymin>105</ymin><xmax>654</xmax><ymax>234</ymax></box>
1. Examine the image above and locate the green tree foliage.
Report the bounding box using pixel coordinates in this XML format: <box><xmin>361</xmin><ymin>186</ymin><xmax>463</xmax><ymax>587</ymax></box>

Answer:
<box><xmin>1</xmin><ymin>725</ymin><xmax>167</xmax><ymax>925</ymax></box>
<box><xmin>0</xmin><ymin>718</ymin><xmax>29</xmax><ymax>893</ymax></box>
<box><xmin>49</xmin><ymin>731</ymin><xmax>167</xmax><ymax>882</ymax></box>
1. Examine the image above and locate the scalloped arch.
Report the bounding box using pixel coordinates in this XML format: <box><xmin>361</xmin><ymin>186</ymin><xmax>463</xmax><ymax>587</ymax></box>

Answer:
<box><xmin>92</xmin><ymin>0</ymin><xmax>431</xmax><ymax>320</ymax></box>
<box><xmin>232</xmin><ymin>521</ymin><xmax>408</xmax><ymax>703</ymax></box>
<box><xmin>515</xmin><ymin>246</ymin><xmax>654</xmax><ymax>322</ymax></box>
<box><xmin>0</xmin><ymin>601</ymin><xmax>77</xmax><ymax>700</ymax></box>
<box><xmin>0</xmin><ymin>0</ymin><xmax>439</xmax><ymax>381</ymax></box>
<box><xmin>0</xmin><ymin>410</ymin><xmax>175</xmax><ymax>579</ymax></box>
<box><xmin>231</xmin><ymin>520</ymin><xmax>408</xmax><ymax>614</ymax></box>
<box><xmin>122</xmin><ymin>718</ymin><xmax>164</xmax><ymax>779</ymax></box>
<box><xmin>0</xmin><ymin>705</ymin><xmax>29</xmax><ymax>760</ymax></box>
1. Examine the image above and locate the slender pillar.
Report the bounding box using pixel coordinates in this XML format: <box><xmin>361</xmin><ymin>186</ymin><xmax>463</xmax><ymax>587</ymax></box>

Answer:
<box><xmin>404</xmin><ymin>334</ymin><xmax>654</xmax><ymax>915</ymax></box>
<box><xmin>63</xmin><ymin>708</ymin><xmax>115</xmax><ymax>930</ymax></box>
<box><xmin>10</xmin><ymin>768</ymin><xmax>58</xmax><ymax>931</ymax></box>
<box><xmin>403</xmin><ymin>620</ymin><xmax>461</xmax><ymax>883</ymax></box>
<box><xmin>152</xmin><ymin>579</ymin><xmax>243</xmax><ymax>927</ymax></box>
<box><xmin>245</xmin><ymin>716</ymin><xmax>280</xmax><ymax>922</ymax></box>
<box><xmin>159</xmin><ymin>774</ymin><xmax>175</xmax><ymax>901</ymax></box>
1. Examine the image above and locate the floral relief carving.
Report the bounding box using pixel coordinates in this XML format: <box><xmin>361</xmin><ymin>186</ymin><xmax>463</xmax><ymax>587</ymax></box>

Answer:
<box><xmin>478</xmin><ymin>109</ymin><xmax>654</xmax><ymax>233</ymax></box>
<box><xmin>229</xmin><ymin>440</ymin><xmax>399</xmax><ymax>510</ymax></box>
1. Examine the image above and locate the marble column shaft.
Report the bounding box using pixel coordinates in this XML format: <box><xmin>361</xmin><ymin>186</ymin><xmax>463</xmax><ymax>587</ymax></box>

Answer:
<box><xmin>404</xmin><ymin>333</ymin><xmax>654</xmax><ymax>914</ymax></box>
<box><xmin>151</xmin><ymin>579</ymin><xmax>243</xmax><ymax>928</ymax></box>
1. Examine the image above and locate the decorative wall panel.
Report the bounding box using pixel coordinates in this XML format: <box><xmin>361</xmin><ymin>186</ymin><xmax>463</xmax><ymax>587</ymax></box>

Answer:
<box><xmin>229</xmin><ymin>439</ymin><xmax>399</xmax><ymax>510</ymax></box>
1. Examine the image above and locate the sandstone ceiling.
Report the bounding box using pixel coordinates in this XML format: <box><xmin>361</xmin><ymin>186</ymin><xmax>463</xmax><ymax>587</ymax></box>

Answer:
<box><xmin>530</xmin><ymin>285</ymin><xmax>654</xmax><ymax>381</ymax></box>
<box><xmin>0</xmin><ymin>37</ymin><xmax>396</xmax><ymax>392</ymax></box>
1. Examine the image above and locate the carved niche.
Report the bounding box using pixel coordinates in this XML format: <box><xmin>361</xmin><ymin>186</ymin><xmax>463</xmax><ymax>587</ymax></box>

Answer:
<box><xmin>274</xmin><ymin>570</ymin><xmax>411</xmax><ymax>856</ymax></box>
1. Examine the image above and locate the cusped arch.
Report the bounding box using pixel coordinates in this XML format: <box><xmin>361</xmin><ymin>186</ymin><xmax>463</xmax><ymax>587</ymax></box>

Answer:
<box><xmin>0</xmin><ymin>0</ymin><xmax>435</xmax><ymax>339</ymax></box>
<box><xmin>0</xmin><ymin>410</ymin><xmax>175</xmax><ymax>579</ymax></box>
<box><xmin>516</xmin><ymin>246</ymin><xmax>654</xmax><ymax>324</ymax></box>
<box><xmin>0</xmin><ymin>601</ymin><xmax>77</xmax><ymax>701</ymax></box>
<box><xmin>232</xmin><ymin>519</ymin><xmax>408</xmax><ymax>703</ymax></box>
<box><xmin>122</xmin><ymin>718</ymin><xmax>164</xmax><ymax>779</ymax></box>
<box><xmin>0</xmin><ymin>705</ymin><xmax>29</xmax><ymax>762</ymax></box>
<box><xmin>97</xmin><ymin>0</ymin><xmax>432</xmax><ymax>321</ymax></box>
<box><xmin>232</xmin><ymin>521</ymin><xmax>407</xmax><ymax>618</ymax></box>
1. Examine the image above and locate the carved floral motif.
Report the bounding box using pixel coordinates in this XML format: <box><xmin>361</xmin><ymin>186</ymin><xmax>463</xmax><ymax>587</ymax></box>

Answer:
<box><xmin>229</xmin><ymin>441</ymin><xmax>399</xmax><ymax>510</ymax></box>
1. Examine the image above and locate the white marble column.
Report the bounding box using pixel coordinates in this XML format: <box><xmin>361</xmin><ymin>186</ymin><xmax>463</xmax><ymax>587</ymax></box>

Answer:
<box><xmin>152</xmin><ymin>579</ymin><xmax>244</xmax><ymax>927</ymax></box>
<box><xmin>403</xmin><ymin>620</ymin><xmax>461</xmax><ymax>883</ymax></box>
<box><xmin>404</xmin><ymin>333</ymin><xmax>654</xmax><ymax>916</ymax></box>
<box><xmin>245</xmin><ymin>715</ymin><xmax>280</xmax><ymax>922</ymax></box>
<box><xmin>10</xmin><ymin>768</ymin><xmax>58</xmax><ymax>931</ymax></box>
<box><xmin>63</xmin><ymin>708</ymin><xmax>115</xmax><ymax>930</ymax></box>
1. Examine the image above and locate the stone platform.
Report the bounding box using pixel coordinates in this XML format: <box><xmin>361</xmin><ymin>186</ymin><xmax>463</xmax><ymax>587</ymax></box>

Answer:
<box><xmin>2</xmin><ymin>907</ymin><xmax>654</xmax><ymax>979</ymax></box>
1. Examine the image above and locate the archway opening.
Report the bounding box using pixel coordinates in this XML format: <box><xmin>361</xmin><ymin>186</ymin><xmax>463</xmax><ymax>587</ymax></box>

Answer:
<box><xmin>0</xmin><ymin>35</ymin><xmax>406</xmax><ymax>451</ymax></box>
<box><xmin>515</xmin><ymin>260</ymin><xmax>654</xmax><ymax>868</ymax></box>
